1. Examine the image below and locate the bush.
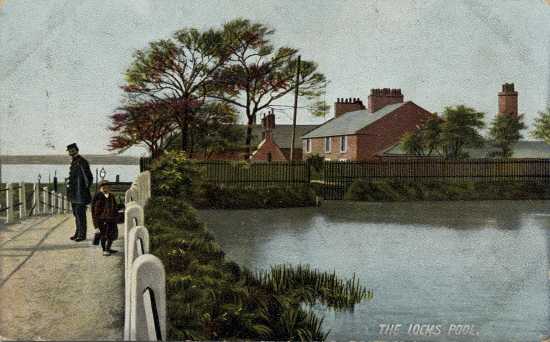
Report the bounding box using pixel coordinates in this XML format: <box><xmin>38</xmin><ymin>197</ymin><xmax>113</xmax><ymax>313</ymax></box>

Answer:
<box><xmin>148</xmin><ymin>151</ymin><xmax>203</xmax><ymax>201</ymax></box>
<box><xmin>345</xmin><ymin>179</ymin><xmax>550</xmax><ymax>202</ymax></box>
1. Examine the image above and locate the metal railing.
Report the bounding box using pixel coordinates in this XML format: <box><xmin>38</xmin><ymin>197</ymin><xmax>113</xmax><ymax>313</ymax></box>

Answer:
<box><xmin>123</xmin><ymin>171</ymin><xmax>166</xmax><ymax>341</ymax></box>
<box><xmin>1</xmin><ymin>183</ymin><xmax>69</xmax><ymax>224</ymax></box>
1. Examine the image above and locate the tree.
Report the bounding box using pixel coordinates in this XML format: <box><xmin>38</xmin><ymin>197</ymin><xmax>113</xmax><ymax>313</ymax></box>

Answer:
<box><xmin>122</xmin><ymin>27</ymin><xmax>232</xmax><ymax>153</ymax></box>
<box><xmin>438</xmin><ymin>105</ymin><xmax>485</xmax><ymax>159</ymax></box>
<box><xmin>530</xmin><ymin>108</ymin><xmax>550</xmax><ymax>144</ymax></box>
<box><xmin>399</xmin><ymin>117</ymin><xmax>442</xmax><ymax>156</ymax></box>
<box><xmin>487</xmin><ymin>113</ymin><xmax>526</xmax><ymax>158</ymax></box>
<box><xmin>186</xmin><ymin>101</ymin><xmax>239</xmax><ymax>158</ymax></box>
<box><xmin>108</xmin><ymin>100</ymin><xmax>177</xmax><ymax>159</ymax></box>
<box><xmin>214</xmin><ymin>19</ymin><xmax>328</xmax><ymax>159</ymax></box>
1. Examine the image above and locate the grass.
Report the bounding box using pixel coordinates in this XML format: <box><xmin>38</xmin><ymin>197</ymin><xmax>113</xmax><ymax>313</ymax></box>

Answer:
<box><xmin>344</xmin><ymin>179</ymin><xmax>550</xmax><ymax>202</ymax></box>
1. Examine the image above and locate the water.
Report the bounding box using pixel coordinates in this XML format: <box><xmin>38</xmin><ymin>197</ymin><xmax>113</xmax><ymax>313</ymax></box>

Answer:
<box><xmin>1</xmin><ymin>164</ymin><xmax>140</xmax><ymax>183</ymax></box>
<box><xmin>198</xmin><ymin>200</ymin><xmax>550</xmax><ymax>341</ymax></box>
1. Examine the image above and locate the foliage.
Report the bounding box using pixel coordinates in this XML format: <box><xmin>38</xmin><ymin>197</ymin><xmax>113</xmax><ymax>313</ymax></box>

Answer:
<box><xmin>344</xmin><ymin>179</ymin><xmax>550</xmax><ymax>202</ymax></box>
<box><xmin>108</xmin><ymin>100</ymin><xmax>177</xmax><ymax>158</ymax></box>
<box><xmin>195</xmin><ymin>184</ymin><xmax>317</xmax><ymax>209</ymax></box>
<box><xmin>530</xmin><ymin>107</ymin><xmax>550</xmax><ymax>144</ymax></box>
<box><xmin>213</xmin><ymin>18</ymin><xmax>329</xmax><ymax>158</ymax></box>
<box><xmin>305</xmin><ymin>154</ymin><xmax>325</xmax><ymax>173</ymax></box>
<box><xmin>438</xmin><ymin>105</ymin><xmax>485</xmax><ymax>159</ymax></box>
<box><xmin>144</xmin><ymin>195</ymin><xmax>371</xmax><ymax>340</ymax></box>
<box><xmin>148</xmin><ymin>151</ymin><xmax>204</xmax><ymax>200</ymax></box>
<box><xmin>121</xmin><ymin>26</ymin><xmax>235</xmax><ymax>153</ymax></box>
<box><xmin>167</xmin><ymin>123</ymin><xmax>245</xmax><ymax>160</ymax></box>
<box><xmin>400</xmin><ymin>106</ymin><xmax>485</xmax><ymax>159</ymax></box>
<box><xmin>487</xmin><ymin>113</ymin><xmax>526</xmax><ymax>158</ymax></box>
<box><xmin>399</xmin><ymin>117</ymin><xmax>442</xmax><ymax>156</ymax></box>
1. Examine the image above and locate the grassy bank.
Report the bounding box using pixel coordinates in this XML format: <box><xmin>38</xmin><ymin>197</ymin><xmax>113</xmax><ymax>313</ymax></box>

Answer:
<box><xmin>144</xmin><ymin>196</ymin><xmax>370</xmax><ymax>340</ymax></box>
<box><xmin>344</xmin><ymin>179</ymin><xmax>550</xmax><ymax>202</ymax></box>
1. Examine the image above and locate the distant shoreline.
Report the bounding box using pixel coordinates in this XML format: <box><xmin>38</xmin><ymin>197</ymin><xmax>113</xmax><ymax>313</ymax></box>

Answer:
<box><xmin>0</xmin><ymin>155</ymin><xmax>140</xmax><ymax>165</ymax></box>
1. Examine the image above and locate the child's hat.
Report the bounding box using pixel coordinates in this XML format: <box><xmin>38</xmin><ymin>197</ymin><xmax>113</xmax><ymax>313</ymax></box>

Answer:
<box><xmin>98</xmin><ymin>180</ymin><xmax>111</xmax><ymax>187</ymax></box>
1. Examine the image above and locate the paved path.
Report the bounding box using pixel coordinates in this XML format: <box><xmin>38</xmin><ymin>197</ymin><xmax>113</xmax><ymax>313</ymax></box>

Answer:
<box><xmin>0</xmin><ymin>213</ymin><xmax>124</xmax><ymax>341</ymax></box>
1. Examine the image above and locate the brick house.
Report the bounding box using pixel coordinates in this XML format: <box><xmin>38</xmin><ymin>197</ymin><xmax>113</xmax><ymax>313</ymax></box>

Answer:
<box><xmin>302</xmin><ymin>88</ymin><xmax>435</xmax><ymax>161</ymax></box>
<box><xmin>250</xmin><ymin>112</ymin><xmax>317</xmax><ymax>162</ymax></box>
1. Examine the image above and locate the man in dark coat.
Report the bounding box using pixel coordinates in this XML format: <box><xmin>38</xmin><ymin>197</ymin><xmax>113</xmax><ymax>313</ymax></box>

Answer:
<box><xmin>67</xmin><ymin>143</ymin><xmax>94</xmax><ymax>241</ymax></box>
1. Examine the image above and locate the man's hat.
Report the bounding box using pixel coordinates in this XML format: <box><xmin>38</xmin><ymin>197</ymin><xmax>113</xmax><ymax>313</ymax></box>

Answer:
<box><xmin>66</xmin><ymin>143</ymin><xmax>78</xmax><ymax>151</ymax></box>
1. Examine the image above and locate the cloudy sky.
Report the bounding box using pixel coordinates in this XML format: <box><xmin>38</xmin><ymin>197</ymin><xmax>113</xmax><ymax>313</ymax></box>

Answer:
<box><xmin>1</xmin><ymin>0</ymin><xmax>549</xmax><ymax>156</ymax></box>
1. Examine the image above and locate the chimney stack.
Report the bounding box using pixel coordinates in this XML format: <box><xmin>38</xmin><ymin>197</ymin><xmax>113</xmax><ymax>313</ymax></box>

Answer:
<box><xmin>262</xmin><ymin>110</ymin><xmax>276</xmax><ymax>131</ymax></box>
<box><xmin>334</xmin><ymin>97</ymin><xmax>366</xmax><ymax>117</ymax></box>
<box><xmin>368</xmin><ymin>88</ymin><xmax>404</xmax><ymax>114</ymax></box>
<box><xmin>498</xmin><ymin>83</ymin><xmax>518</xmax><ymax>119</ymax></box>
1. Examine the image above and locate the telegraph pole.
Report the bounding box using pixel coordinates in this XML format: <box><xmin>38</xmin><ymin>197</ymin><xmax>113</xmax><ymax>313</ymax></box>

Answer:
<box><xmin>290</xmin><ymin>55</ymin><xmax>301</xmax><ymax>161</ymax></box>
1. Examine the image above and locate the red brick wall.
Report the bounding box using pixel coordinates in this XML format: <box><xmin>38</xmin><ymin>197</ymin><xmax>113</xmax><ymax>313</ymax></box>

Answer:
<box><xmin>302</xmin><ymin>135</ymin><xmax>359</xmax><ymax>161</ymax></box>
<box><xmin>250</xmin><ymin>131</ymin><xmax>287</xmax><ymax>162</ymax></box>
<box><xmin>356</xmin><ymin>102</ymin><xmax>432</xmax><ymax>158</ymax></box>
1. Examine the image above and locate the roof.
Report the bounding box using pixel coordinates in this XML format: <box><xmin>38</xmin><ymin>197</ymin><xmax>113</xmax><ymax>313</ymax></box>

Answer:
<box><xmin>248</xmin><ymin>124</ymin><xmax>318</xmax><ymax>149</ymax></box>
<box><xmin>302</xmin><ymin>102</ymin><xmax>407</xmax><ymax>139</ymax></box>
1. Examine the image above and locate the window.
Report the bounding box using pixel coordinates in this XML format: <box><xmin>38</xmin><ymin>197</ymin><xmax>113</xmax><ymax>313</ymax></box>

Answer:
<box><xmin>306</xmin><ymin>139</ymin><xmax>312</xmax><ymax>153</ymax></box>
<box><xmin>325</xmin><ymin>137</ymin><xmax>331</xmax><ymax>153</ymax></box>
<box><xmin>340</xmin><ymin>136</ymin><xmax>347</xmax><ymax>153</ymax></box>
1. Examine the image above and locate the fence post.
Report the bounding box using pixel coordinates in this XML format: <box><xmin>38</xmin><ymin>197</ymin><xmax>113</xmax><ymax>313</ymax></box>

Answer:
<box><xmin>19</xmin><ymin>183</ymin><xmax>26</xmax><ymax>218</ymax></box>
<box><xmin>128</xmin><ymin>226</ymin><xmax>150</xmax><ymax>262</ymax></box>
<box><xmin>124</xmin><ymin>202</ymin><xmax>145</xmax><ymax>341</ymax></box>
<box><xmin>6</xmin><ymin>183</ymin><xmax>13</xmax><ymax>224</ymax></box>
<box><xmin>50</xmin><ymin>190</ymin><xmax>55</xmax><ymax>214</ymax></box>
<box><xmin>31</xmin><ymin>183</ymin><xmax>38</xmax><ymax>216</ymax></box>
<box><xmin>57</xmin><ymin>193</ymin><xmax>62</xmax><ymax>214</ymax></box>
<box><xmin>129</xmin><ymin>254</ymin><xmax>166</xmax><ymax>341</ymax></box>
<box><xmin>42</xmin><ymin>186</ymin><xmax>48</xmax><ymax>214</ymax></box>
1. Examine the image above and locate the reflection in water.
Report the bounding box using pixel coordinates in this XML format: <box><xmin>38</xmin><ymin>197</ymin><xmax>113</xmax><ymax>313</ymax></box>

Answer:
<box><xmin>198</xmin><ymin>200</ymin><xmax>550</xmax><ymax>341</ymax></box>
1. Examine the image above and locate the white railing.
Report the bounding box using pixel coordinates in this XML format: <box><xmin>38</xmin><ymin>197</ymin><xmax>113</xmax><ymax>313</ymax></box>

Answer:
<box><xmin>123</xmin><ymin>171</ymin><xmax>166</xmax><ymax>341</ymax></box>
<box><xmin>1</xmin><ymin>183</ymin><xmax>69</xmax><ymax>224</ymax></box>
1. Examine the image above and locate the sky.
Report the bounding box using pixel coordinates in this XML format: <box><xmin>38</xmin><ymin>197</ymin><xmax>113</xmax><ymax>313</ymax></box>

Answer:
<box><xmin>1</xmin><ymin>0</ymin><xmax>549</xmax><ymax>156</ymax></box>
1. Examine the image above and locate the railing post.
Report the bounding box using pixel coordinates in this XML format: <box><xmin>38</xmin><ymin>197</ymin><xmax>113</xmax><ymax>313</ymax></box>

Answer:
<box><xmin>6</xmin><ymin>183</ymin><xmax>13</xmax><ymax>224</ymax></box>
<box><xmin>50</xmin><ymin>190</ymin><xmax>55</xmax><ymax>214</ymax></box>
<box><xmin>57</xmin><ymin>193</ymin><xmax>62</xmax><ymax>214</ymax></box>
<box><xmin>31</xmin><ymin>183</ymin><xmax>38</xmax><ymax>216</ymax></box>
<box><xmin>42</xmin><ymin>186</ymin><xmax>48</xmax><ymax>214</ymax></box>
<box><xmin>19</xmin><ymin>183</ymin><xmax>26</xmax><ymax>218</ymax></box>
<box><xmin>124</xmin><ymin>202</ymin><xmax>145</xmax><ymax>341</ymax></box>
<box><xmin>129</xmin><ymin>254</ymin><xmax>166</xmax><ymax>341</ymax></box>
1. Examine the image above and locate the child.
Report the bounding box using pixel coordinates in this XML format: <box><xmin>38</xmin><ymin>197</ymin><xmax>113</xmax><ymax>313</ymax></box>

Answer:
<box><xmin>92</xmin><ymin>180</ymin><xmax>119</xmax><ymax>256</ymax></box>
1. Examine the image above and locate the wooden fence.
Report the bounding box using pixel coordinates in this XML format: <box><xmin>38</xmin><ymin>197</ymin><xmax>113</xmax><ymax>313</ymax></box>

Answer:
<box><xmin>186</xmin><ymin>161</ymin><xmax>311</xmax><ymax>188</ymax></box>
<box><xmin>141</xmin><ymin>157</ymin><xmax>550</xmax><ymax>200</ymax></box>
<box><xmin>324</xmin><ymin>158</ymin><xmax>550</xmax><ymax>200</ymax></box>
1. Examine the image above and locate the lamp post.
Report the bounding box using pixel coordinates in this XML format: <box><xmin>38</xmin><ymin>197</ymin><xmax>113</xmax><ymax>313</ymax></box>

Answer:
<box><xmin>100</xmin><ymin>167</ymin><xmax>106</xmax><ymax>181</ymax></box>
<box><xmin>53</xmin><ymin>170</ymin><xmax>58</xmax><ymax>192</ymax></box>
